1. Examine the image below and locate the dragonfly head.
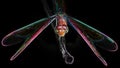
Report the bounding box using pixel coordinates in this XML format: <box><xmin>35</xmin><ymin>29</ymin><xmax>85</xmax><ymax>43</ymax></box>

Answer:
<box><xmin>55</xmin><ymin>14</ymin><xmax>68</xmax><ymax>37</ymax></box>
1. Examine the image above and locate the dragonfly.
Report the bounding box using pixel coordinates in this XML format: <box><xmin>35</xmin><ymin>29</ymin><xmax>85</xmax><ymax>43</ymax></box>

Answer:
<box><xmin>1</xmin><ymin>0</ymin><xmax>118</xmax><ymax>66</ymax></box>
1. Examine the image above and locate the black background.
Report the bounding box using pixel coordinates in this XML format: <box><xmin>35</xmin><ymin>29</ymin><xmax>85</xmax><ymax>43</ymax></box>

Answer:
<box><xmin>0</xmin><ymin>0</ymin><xmax>120</xmax><ymax>68</ymax></box>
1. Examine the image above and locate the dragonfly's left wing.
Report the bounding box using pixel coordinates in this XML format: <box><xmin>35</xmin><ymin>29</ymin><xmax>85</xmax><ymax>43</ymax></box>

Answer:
<box><xmin>68</xmin><ymin>16</ymin><xmax>118</xmax><ymax>66</ymax></box>
<box><xmin>2</xmin><ymin>17</ymin><xmax>56</xmax><ymax>61</ymax></box>
<box><xmin>2</xmin><ymin>18</ymin><xmax>50</xmax><ymax>46</ymax></box>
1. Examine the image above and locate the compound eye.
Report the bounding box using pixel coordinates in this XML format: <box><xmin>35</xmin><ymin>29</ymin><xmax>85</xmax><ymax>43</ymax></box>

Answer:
<box><xmin>57</xmin><ymin>26</ymin><xmax>62</xmax><ymax>30</ymax></box>
<box><xmin>62</xmin><ymin>26</ymin><xmax>67</xmax><ymax>30</ymax></box>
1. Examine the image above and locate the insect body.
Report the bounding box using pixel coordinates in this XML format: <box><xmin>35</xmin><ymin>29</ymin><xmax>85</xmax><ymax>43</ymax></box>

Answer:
<box><xmin>55</xmin><ymin>14</ymin><xmax>68</xmax><ymax>37</ymax></box>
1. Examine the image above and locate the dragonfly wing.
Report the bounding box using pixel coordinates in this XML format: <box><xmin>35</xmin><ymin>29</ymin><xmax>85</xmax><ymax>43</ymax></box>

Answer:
<box><xmin>68</xmin><ymin>16</ymin><xmax>118</xmax><ymax>52</ymax></box>
<box><xmin>2</xmin><ymin>18</ymin><xmax>50</xmax><ymax>46</ymax></box>
<box><xmin>1</xmin><ymin>18</ymin><xmax>56</xmax><ymax>61</ymax></box>
<box><xmin>68</xmin><ymin>16</ymin><xmax>118</xmax><ymax>66</ymax></box>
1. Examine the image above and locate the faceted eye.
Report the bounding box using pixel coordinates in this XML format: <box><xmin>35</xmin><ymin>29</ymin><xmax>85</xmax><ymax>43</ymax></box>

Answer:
<box><xmin>62</xmin><ymin>26</ymin><xmax>67</xmax><ymax>29</ymax></box>
<box><xmin>57</xmin><ymin>26</ymin><xmax>62</xmax><ymax>30</ymax></box>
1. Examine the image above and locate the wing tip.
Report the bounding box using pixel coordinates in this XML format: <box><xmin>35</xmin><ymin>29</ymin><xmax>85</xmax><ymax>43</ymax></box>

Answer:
<box><xmin>1</xmin><ymin>31</ymin><xmax>16</xmax><ymax>46</ymax></box>
<box><xmin>1</xmin><ymin>37</ymin><xmax>8</xmax><ymax>47</ymax></box>
<box><xmin>108</xmin><ymin>42</ymin><xmax>118</xmax><ymax>52</ymax></box>
<box><xmin>102</xmin><ymin>59</ymin><xmax>108</xmax><ymax>67</ymax></box>
<box><xmin>10</xmin><ymin>58</ymin><xmax>14</xmax><ymax>61</ymax></box>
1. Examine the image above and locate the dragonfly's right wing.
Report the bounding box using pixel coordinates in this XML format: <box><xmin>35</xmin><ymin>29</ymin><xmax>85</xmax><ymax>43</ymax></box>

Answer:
<box><xmin>68</xmin><ymin>16</ymin><xmax>118</xmax><ymax>66</ymax></box>
<box><xmin>68</xmin><ymin>17</ymin><xmax>118</xmax><ymax>52</ymax></box>
<box><xmin>1</xmin><ymin>17</ymin><xmax>56</xmax><ymax>61</ymax></box>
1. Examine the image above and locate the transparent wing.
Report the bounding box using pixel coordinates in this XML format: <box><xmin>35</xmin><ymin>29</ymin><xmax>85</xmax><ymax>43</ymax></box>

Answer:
<box><xmin>2</xmin><ymin>18</ymin><xmax>50</xmax><ymax>46</ymax></box>
<box><xmin>1</xmin><ymin>17</ymin><xmax>55</xmax><ymax>61</ymax></box>
<box><xmin>68</xmin><ymin>17</ymin><xmax>118</xmax><ymax>52</ymax></box>
<box><xmin>68</xmin><ymin>16</ymin><xmax>118</xmax><ymax>66</ymax></box>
